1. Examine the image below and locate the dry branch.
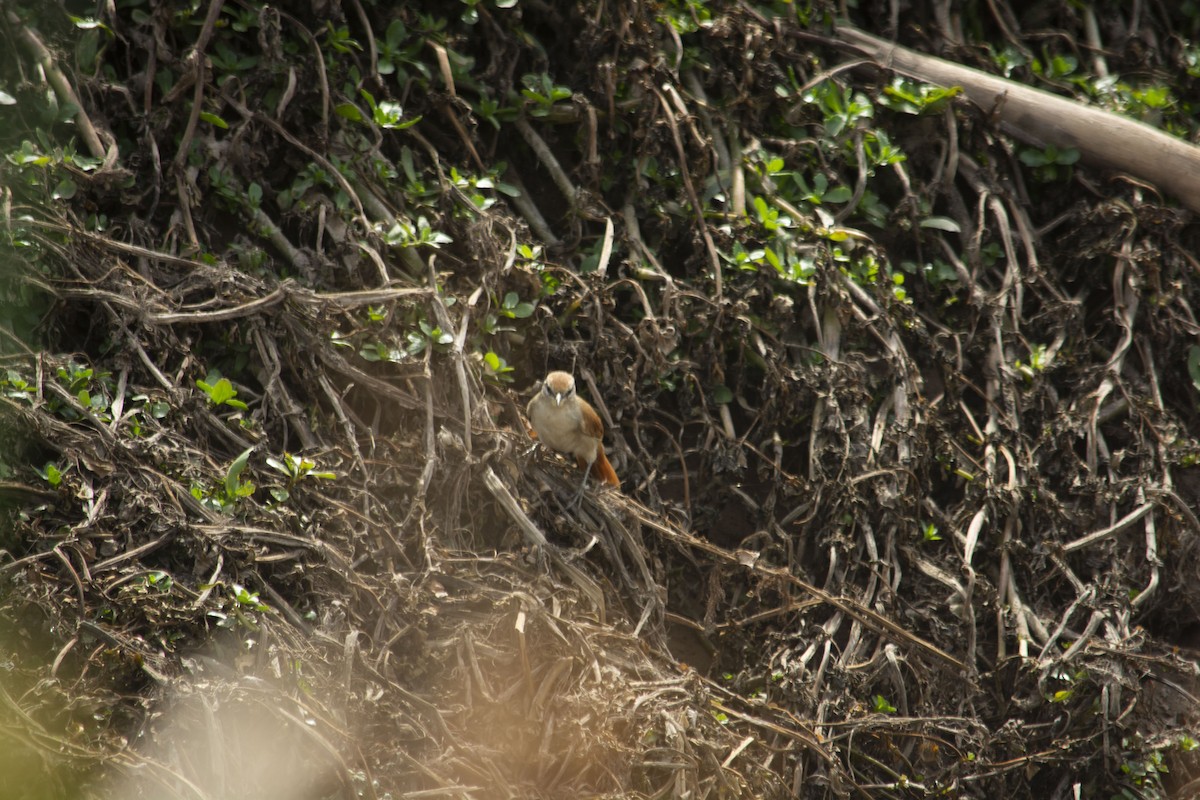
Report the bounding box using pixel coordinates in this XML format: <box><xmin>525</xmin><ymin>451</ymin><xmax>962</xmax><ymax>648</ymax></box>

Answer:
<box><xmin>839</xmin><ymin>25</ymin><xmax>1200</xmax><ymax>213</ymax></box>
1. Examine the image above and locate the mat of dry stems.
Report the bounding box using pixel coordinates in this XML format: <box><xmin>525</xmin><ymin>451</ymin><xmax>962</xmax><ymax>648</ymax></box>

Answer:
<box><xmin>2</xmin><ymin>3</ymin><xmax>1200</xmax><ymax>799</ymax></box>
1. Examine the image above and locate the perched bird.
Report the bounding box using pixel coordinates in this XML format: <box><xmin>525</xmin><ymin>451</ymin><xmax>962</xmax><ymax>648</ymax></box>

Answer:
<box><xmin>527</xmin><ymin>371</ymin><xmax>620</xmax><ymax>499</ymax></box>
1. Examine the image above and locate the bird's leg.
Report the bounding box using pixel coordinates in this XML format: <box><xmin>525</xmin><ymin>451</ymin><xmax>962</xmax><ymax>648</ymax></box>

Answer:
<box><xmin>569</xmin><ymin>463</ymin><xmax>591</xmax><ymax>507</ymax></box>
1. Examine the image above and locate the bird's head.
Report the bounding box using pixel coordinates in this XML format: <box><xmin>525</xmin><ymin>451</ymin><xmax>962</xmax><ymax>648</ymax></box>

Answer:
<box><xmin>543</xmin><ymin>371</ymin><xmax>576</xmax><ymax>406</ymax></box>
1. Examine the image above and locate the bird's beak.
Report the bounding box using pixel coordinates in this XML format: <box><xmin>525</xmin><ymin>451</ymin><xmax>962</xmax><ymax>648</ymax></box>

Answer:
<box><xmin>554</xmin><ymin>392</ymin><xmax>564</xmax><ymax>406</ymax></box>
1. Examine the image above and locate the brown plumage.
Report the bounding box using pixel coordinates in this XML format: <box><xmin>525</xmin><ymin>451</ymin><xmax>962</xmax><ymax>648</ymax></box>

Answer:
<box><xmin>527</xmin><ymin>371</ymin><xmax>619</xmax><ymax>493</ymax></box>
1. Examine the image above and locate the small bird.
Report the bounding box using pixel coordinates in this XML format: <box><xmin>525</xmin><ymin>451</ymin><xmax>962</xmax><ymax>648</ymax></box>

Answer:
<box><xmin>527</xmin><ymin>371</ymin><xmax>620</xmax><ymax>499</ymax></box>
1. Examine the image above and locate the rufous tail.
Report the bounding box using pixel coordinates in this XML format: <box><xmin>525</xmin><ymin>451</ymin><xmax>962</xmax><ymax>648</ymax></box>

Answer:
<box><xmin>579</xmin><ymin>448</ymin><xmax>620</xmax><ymax>487</ymax></box>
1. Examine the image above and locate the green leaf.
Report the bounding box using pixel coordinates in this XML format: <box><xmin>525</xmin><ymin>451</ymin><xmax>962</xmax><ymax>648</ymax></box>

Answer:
<box><xmin>39</xmin><ymin>462</ymin><xmax>63</xmax><ymax>487</ymax></box>
<box><xmin>199</xmin><ymin>111</ymin><xmax>229</xmax><ymax>129</ymax></box>
<box><xmin>1050</xmin><ymin>54</ymin><xmax>1077</xmax><ymax>76</ymax></box>
<box><xmin>52</xmin><ymin>178</ymin><xmax>78</xmax><ymax>200</ymax></box>
<box><xmin>57</xmin><ymin>102</ymin><xmax>80</xmax><ymax>123</ymax></box>
<box><xmin>205</xmin><ymin>377</ymin><xmax>236</xmax><ymax>405</ymax></box>
<box><xmin>752</xmin><ymin>195</ymin><xmax>769</xmax><ymax>219</ymax></box>
<box><xmin>712</xmin><ymin>385</ymin><xmax>733</xmax><ymax>404</ymax></box>
<box><xmin>1019</xmin><ymin>149</ymin><xmax>1050</xmax><ymax>167</ymax></box>
<box><xmin>266</xmin><ymin>456</ymin><xmax>290</xmax><ymax>476</ymax></box>
<box><xmin>1188</xmin><ymin>346</ymin><xmax>1200</xmax><ymax>392</ymax></box>
<box><xmin>334</xmin><ymin>102</ymin><xmax>363</xmax><ymax>122</ymax></box>
<box><xmin>1055</xmin><ymin>147</ymin><xmax>1081</xmax><ymax>165</ymax></box>
<box><xmin>872</xmin><ymin>695</ymin><xmax>897</xmax><ymax>713</ymax></box>
<box><xmin>764</xmin><ymin>248</ymin><xmax>782</xmax><ymax>272</ymax></box>
<box><xmin>822</xmin><ymin>185</ymin><xmax>853</xmax><ymax>204</ymax></box>
<box><xmin>919</xmin><ymin>216</ymin><xmax>961</xmax><ymax>233</ymax></box>
<box><xmin>224</xmin><ymin>447</ymin><xmax>254</xmax><ymax>500</ymax></box>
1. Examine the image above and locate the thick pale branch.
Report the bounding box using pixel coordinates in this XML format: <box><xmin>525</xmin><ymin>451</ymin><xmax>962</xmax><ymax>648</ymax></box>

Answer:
<box><xmin>840</xmin><ymin>26</ymin><xmax>1200</xmax><ymax>213</ymax></box>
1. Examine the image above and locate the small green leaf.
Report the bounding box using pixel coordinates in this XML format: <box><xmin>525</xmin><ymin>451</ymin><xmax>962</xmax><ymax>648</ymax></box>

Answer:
<box><xmin>199</xmin><ymin>111</ymin><xmax>229</xmax><ymax>129</ymax></box>
<box><xmin>752</xmin><ymin>195</ymin><xmax>769</xmax><ymax>219</ymax></box>
<box><xmin>224</xmin><ymin>447</ymin><xmax>254</xmax><ymax>500</ymax></box>
<box><xmin>52</xmin><ymin>178</ymin><xmax>78</xmax><ymax>199</ymax></box>
<box><xmin>39</xmin><ymin>462</ymin><xmax>63</xmax><ymax>487</ymax></box>
<box><xmin>334</xmin><ymin>102</ymin><xmax>363</xmax><ymax>122</ymax></box>
<box><xmin>712</xmin><ymin>385</ymin><xmax>733</xmax><ymax>404</ymax></box>
<box><xmin>1188</xmin><ymin>346</ymin><xmax>1200</xmax><ymax>392</ymax></box>
<box><xmin>822</xmin><ymin>185</ymin><xmax>853</xmax><ymax>203</ymax></box>
<box><xmin>764</xmin><ymin>248</ymin><xmax>782</xmax><ymax>272</ymax></box>
<box><xmin>1019</xmin><ymin>149</ymin><xmax>1050</xmax><ymax>167</ymax></box>
<box><xmin>204</xmin><ymin>377</ymin><xmax>236</xmax><ymax>405</ymax></box>
<box><xmin>919</xmin><ymin>216</ymin><xmax>961</xmax><ymax>233</ymax></box>
<box><xmin>1056</xmin><ymin>147</ymin><xmax>1081</xmax><ymax>165</ymax></box>
<box><xmin>872</xmin><ymin>695</ymin><xmax>897</xmax><ymax>713</ymax></box>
